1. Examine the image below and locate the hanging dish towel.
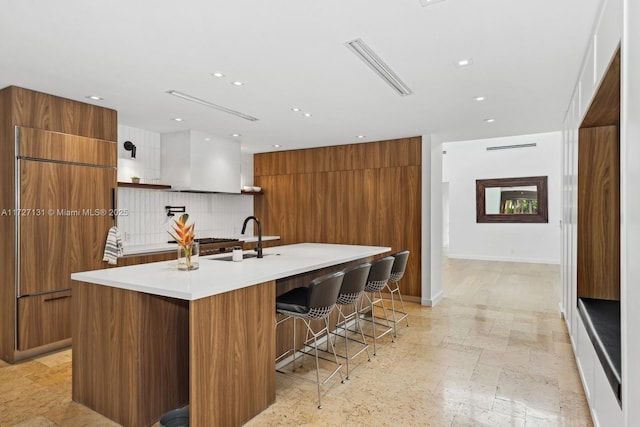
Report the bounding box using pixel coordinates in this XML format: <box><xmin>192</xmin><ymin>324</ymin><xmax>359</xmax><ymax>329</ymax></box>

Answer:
<box><xmin>103</xmin><ymin>226</ymin><xmax>124</xmax><ymax>265</ymax></box>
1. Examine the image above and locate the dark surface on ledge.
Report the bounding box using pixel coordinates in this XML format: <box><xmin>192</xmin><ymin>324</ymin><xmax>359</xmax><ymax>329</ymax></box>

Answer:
<box><xmin>118</xmin><ymin>181</ymin><xmax>172</xmax><ymax>189</ymax></box>
<box><xmin>577</xmin><ymin>297</ymin><xmax>621</xmax><ymax>405</ymax></box>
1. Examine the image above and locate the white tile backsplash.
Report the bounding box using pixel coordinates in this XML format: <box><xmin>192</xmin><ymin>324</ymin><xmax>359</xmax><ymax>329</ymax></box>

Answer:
<box><xmin>117</xmin><ymin>188</ymin><xmax>254</xmax><ymax>245</ymax></box>
<box><xmin>116</xmin><ymin>125</ymin><xmax>256</xmax><ymax>245</ymax></box>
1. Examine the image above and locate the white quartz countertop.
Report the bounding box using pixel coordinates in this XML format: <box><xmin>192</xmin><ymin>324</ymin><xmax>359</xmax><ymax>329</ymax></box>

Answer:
<box><xmin>122</xmin><ymin>235</ymin><xmax>280</xmax><ymax>256</ymax></box>
<box><xmin>73</xmin><ymin>243</ymin><xmax>390</xmax><ymax>300</ymax></box>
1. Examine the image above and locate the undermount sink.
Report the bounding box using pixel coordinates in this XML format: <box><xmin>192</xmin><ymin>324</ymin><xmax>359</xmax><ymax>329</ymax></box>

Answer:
<box><xmin>209</xmin><ymin>253</ymin><xmax>275</xmax><ymax>261</ymax></box>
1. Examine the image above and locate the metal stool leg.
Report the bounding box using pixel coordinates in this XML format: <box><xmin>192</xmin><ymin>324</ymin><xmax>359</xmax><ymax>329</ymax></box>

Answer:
<box><xmin>331</xmin><ymin>303</ymin><xmax>371</xmax><ymax>379</ymax></box>
<box><xmin>385</xmin><ymin>251</ymin><xmax>410</xmax><ymax>337</ymax></box>
<box><xmin>386</xmin><ymin>280</ymin><xmax>409</xmax><ymax>337</ymax></box>
<box><xmin>359</xmin><ymin>290</ymin><xmax>393</xmax><ymax>355</ymax></box>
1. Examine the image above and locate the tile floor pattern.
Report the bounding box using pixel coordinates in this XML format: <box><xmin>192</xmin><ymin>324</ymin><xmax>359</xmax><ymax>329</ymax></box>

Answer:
<box><xmin>0</xmin><ymin>258</ymin><xmax>592</xmax><ymax>426</ymax></box>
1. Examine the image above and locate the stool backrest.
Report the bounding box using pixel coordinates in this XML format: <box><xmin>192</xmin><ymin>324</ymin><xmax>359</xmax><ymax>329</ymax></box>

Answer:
<box><xmin>390</xmin><ymin>251</ymin><xmax>410</xmax><ymax>281</ymax></box>
<box><xmin>340</xmin><ymin>262</ymin><xmax>372</xmax><ymax>295</ymax></box>
<box><xmin>365</xmin><ymin>256</ymin><xmax>395</xmax><ymax>292</ymax></box>
<box><xmin>307</xmin><ymin>271</ymin><xmax>345</xmax><ymax>310</ymax></box>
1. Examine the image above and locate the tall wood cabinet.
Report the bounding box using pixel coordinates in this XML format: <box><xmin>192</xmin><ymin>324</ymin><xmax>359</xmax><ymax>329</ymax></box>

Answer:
<box><xmin>253</xmin><ymin>138</ymin><xmax>421</xmax><ymax>299</ymax></box>
<box><xmin>0</xmin><ymin>86</ymin><xmax>117</xmax><ymax>362</ymax></box>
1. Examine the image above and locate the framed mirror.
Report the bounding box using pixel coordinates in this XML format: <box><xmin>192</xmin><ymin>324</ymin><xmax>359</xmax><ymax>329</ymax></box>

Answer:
<box><xmin>476</xmin><ymin>176</ymin><xmax>548</xmax><ymax>223</ymax></box>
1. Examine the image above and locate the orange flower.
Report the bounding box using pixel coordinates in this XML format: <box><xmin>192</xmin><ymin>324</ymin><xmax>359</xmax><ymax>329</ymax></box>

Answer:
<box><xmin>169</xmin><ymin>213</ymin><xmax>195</xmax><ymax>249</ymax></box>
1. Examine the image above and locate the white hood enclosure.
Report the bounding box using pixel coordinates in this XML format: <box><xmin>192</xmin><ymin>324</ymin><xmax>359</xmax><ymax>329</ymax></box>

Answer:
<box><xmin>161</xmin><ymin>130</ymin><xmax>241</xmax><ymax>193</ymax></box>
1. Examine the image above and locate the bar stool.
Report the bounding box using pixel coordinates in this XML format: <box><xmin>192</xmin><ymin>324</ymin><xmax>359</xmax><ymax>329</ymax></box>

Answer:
<box><xmin>386</xmin><ymin>250</ymin><xmax>410</xmax><ymax>337</ymax></box>
<box><xmin>332</xmin><ymin>262</ymin><xmax>372</xmax><ymax>379</ymax></box>
<box><xmin>276</xmin><ymin>271</ymin><xmax>345</xmax><ymax>409</ymax></box>
<box><xmin>358</xmin><ymin>256</ymin><xmax>395</xmax><ymax>355</ymax></box>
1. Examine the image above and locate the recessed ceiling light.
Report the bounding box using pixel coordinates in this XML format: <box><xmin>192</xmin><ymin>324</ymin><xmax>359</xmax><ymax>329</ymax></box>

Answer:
<box><xmin>204</xmin><ymin>137</ymin><xmax>211</xmax><ymax>141</ymax></box>
<box><xmin>484</xmin><ymin>118</ymin><xmax>495</xmax><ymax>123</ymax></box>
<box><xmin>455</xmin><ymin>58</ymin><xmax>473</xmax><ymax>67</ymax></box>
<box><xmin>357</xmin><ymin>135</ymin><xmax>365</xmax><ymax>139</ymax></box>
<box><xmin>273</xmin><ymin>144</ymin><xmax>281</xmax><ymax>148</ymax></box>
<box><xmin>303</xmin><ymin>113</ymin><xmax>312</xmax><ymax>117</ymax></box>
<box><xmin>172</xmin><ymin>117</ymin><xmax>184</xmax><ymax>122</ymax></box>
<box><xmin>231</xmin><ymin>81</ymin><xmax>244</xmax><ymax>86</ymax></box>
<box><xmin>474</xmin><ymin>96</ymin><xmax>487</xmax><ymax>101</ymax></box>
<box><xmin>211</xmin><ymin>72</ymin><xmax>225</xmax><ymax>78</ymax></box>
<box><xmin>291</xmin><ymin>107</ymin><xmax>301</xmax><ymax>112</ymax></box>
<box><xmin>86</xmin><ymin>95</ymin><xmax>103</xmax><ymax>101</ymax></box>
<box><xmin>231</xmin><ymin>133</ymin><xmax>241</xmax><ymax>137</ymax></box>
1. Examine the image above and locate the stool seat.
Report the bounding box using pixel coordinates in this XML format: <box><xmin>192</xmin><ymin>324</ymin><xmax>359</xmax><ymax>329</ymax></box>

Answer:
<box><xmin>276</xmin><ymin>287</ymin><xmax>309</xmax><ymax>314</ymax></box>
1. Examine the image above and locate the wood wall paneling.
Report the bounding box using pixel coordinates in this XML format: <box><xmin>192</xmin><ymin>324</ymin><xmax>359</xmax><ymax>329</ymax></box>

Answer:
<box><xmin>190</xmin><ymin>281</ymin><xmax>276</xmax><ymax>427</ymax></box>
<box><xmin>9</xmin><ymin>86</ymin><xmax>117</xmax><ymax>141</ymax></box>
<box><xmin>72</xmin><ymin>281</ymin><xmax>189</xmax><ymax>427</ymax></box>
<box><xmin>254</xmin><ymin>137</ymin><xmax>422</xmax><ymax>299</ymax></box>
<box><xmin>378</xmin><ymin>166</ymin><xmax>422</xmax><ymax>297</ymax></box>
<box><xmin>0</xmin><ymin>87</ymin><xmax>16</xmax><ymax>360</ymax></box>
<box><xmin>254</xmin><ymin>137</ymin><xmax>422</xmax><ymax>176</ymax></box>
<box><xmin>576</xmin><ymin>47</ymin><xmax>621</xmax><ymax>302</ymax></box>
<box><xmin>577</xmin><ymin>125</ymin><xmax>620</xmax><ymax>300</ymax></box>
<box><xmin>581</xmin><ymin>50</ymin><xmax>621</xmax><ymax>128</ymax></box>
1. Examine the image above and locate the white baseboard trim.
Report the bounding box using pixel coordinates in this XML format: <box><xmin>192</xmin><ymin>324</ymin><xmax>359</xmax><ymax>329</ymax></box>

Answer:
<box><xmin>558</xmin><ymin>302</ymin><xmax>565</xmax><ymax>319</ymax></box>
<box><xmin>422</xmin><ymin>290</ymin><xmax>443</xmax><ymax>306</ymax></box>
<box><xmin>446</xmin><ymin>253</ymin><xmax>560</xmax><ymax>265</ymax></box>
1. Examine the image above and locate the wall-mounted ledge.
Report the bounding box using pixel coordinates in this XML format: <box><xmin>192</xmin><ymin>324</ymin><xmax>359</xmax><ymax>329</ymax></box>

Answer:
<box><xmin>577</xmin><ymin>297</ymin><xmax>621</xmax><ymax>405</ymax></box>
<box><xmin>118</xmin><ymin>182</ymin><xmax>172</xmax><ymax>190</ymax></box>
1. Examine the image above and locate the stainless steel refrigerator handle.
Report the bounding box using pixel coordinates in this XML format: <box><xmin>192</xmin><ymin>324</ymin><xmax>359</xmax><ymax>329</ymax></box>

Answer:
<box><xmin>14</xmin><ymin>126</ymin><xmax>21</xmax><ymax>299</ymax></box>
<box><xmin>14</xmin><ymin>126</ymin><xmax>20</xmax><ymax>352</ymax></box>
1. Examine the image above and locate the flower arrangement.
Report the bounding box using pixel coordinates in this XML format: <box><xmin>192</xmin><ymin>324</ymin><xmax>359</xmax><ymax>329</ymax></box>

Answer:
<box><xmin>169</xmin><ymin>213</ymin><xmax>198</xmax><ymax>270</ymax></box>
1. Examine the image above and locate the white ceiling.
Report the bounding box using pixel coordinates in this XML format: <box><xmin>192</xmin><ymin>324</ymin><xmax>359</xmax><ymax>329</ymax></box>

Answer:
<box><xmin>0</xmin><ymin>0</ymin><xmax>599</xmax><ymax>153</ymax></box>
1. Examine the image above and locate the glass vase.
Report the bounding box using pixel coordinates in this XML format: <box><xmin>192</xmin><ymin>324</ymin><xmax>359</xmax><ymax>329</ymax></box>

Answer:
<box><xmin>177</xmin><ymin>242</ymin><xmax>199</xmax><ymax>270</ymax></box>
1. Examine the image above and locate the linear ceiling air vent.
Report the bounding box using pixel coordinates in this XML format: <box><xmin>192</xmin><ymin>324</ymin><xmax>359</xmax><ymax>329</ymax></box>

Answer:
<box><xmin>167</xmin><ymin>90</ymin><xmax>259</xmax><ymax>122</ymax></box>
<box><xmin>486</xmin><ymin>143</ymin><xmax>537</xmax><ymax>151</ymax></box>
<box><xmin>419</xmin><ymin>0</ymin><xmax>447</xmax><ymax>6</ymax></box>
<box><xmin>345</xmin><ymin>38</ymin><xmax>413</xmax><ymax>96</ymax></box>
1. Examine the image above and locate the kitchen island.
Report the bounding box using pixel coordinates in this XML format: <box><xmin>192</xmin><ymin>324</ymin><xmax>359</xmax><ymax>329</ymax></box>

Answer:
<box><xmin>70</xmin><ymin>243</ymin><xmax>390</xmax><ymax>427</ymax></box>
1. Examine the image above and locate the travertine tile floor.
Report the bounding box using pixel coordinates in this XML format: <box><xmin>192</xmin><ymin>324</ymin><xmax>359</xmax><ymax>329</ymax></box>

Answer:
<box><xmin>1</xmin><ymin>258</ymin><xmax>592</xmax><ymax>426</ymax></box>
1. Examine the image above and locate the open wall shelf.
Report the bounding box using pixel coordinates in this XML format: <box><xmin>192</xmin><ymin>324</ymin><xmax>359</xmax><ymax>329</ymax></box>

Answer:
<box><xmin>118</xmin><ymin>182</ymin><xmax>172</xmax><ymax>190</ymax></box>
<box><xmin>575</xmin><ymin>48</ymin><xmax>621</xmax><ymax>404</ymax></box>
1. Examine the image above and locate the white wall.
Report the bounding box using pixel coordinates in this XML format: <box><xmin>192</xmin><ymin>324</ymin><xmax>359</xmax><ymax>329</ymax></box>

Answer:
<box><xmin>116</xmin><ymin>125</ymin><xmax>255</xmax><ymax>246</ymax></box>
<box><xmin>422</xmin><ymin>135</ymin><xmax>444</xmax><ymax>306</ymax></box>
<box><xmin>443</xmin><ymin>132</ymin><xmax>562</xmax><ymax>264</ymax></box>
<box><xmin>117</xmin><ymin>125</ymin><xmax>162</xmax><ymax>183</ymax></box>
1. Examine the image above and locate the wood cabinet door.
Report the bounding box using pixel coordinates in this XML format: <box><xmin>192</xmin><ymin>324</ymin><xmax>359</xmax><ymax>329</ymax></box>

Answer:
<box><xmin>19</xmin><ymin>159</ymin><xmax>116</xmax><ymax>296</ymax></box>
<box><xmin>17</xmin><ymin>290</ymin><xmax>72</xmax><ymax>350</ymax></box>
<box><xmin>18</xmin><ymin>126</ymin><xmax>117</xmax><ymax>167</ymax></box>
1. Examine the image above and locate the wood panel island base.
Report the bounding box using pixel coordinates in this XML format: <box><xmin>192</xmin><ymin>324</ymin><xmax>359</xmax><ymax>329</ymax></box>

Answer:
<box><xmin>70</xmin><ymin>243</ymin><xmax>389</xmax><ymax>427</ymax></box>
